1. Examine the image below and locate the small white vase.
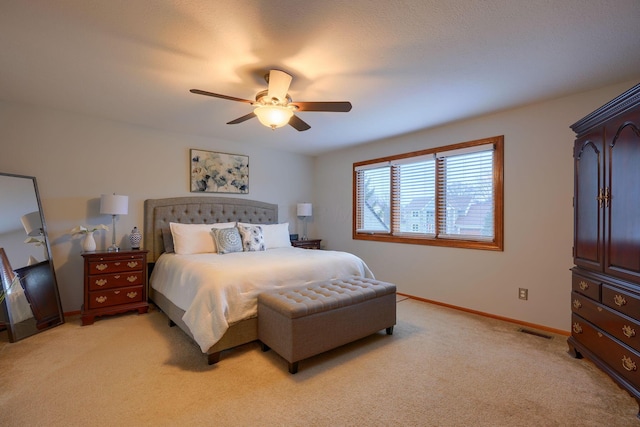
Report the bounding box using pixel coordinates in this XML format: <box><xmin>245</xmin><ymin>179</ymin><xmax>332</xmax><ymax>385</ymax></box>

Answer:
<box><xmin>83</xmin><ymin>232</ymin><xmax>97</xmax><ymax>252</ymax></box>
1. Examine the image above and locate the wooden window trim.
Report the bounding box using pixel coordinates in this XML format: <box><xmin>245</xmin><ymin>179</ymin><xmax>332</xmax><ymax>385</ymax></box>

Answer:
<box><xmin>353</xmin><ymin>136</ymin><xmax>504</xmax><ymax>251</ymax></box>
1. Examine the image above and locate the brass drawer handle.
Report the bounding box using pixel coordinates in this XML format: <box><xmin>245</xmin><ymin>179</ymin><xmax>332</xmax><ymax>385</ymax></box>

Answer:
<box><xmin>579</xmin><ymin>281</ymin><xmax>589</xmax><ymax>291</ymax></box>
<box><xmin>95</xmin><ymin>296</ymin><xmax>107</xmax><ymax>304</ymax></box>
<box><xmin>614</xmin><ymin>294</ymin><xmax>627</xmax><ymax>307</ymax></box>
<box><xmin>127</xmin><ymin>261</ymin><xmax>139</xmax><ymax>268</ymax></box>
<box><xmin>623</xmin><ymin>325</ymin><xmax>636</xmax><ymax>338</ymax></box>
<box><xmin>114</xmin><ymin>262</ymin><xmax>121</xmax><ymax>266</ymax></box>
<box><xmin>622</xmin><ymin>355</ymin><xmax>637</xmax><ymax>372</ymax></box>
<box><xmin>95</xmin><ymin>279</ymin><xmax>107</xmax><ymax>287</ymax></box>
<box><xmin>572</xmin><ymin>323</ymin><xmax>583</xmax><ymax>334</ymax></box>
<box><xmin>573</xmin><ymin>299</ymin><xmax>582</xmax><ymax>309</ymax></box>
<box><xmin>127</xmin><ymin>275</ymin><xmax>137</xmax><ymax>283</ymax></box>
<box><xmin>127</xmin><ymin>292</ymin><xmax>138</xmax><ymax>299</ymax></box>
<box><xmin>96</xmin><ymin>264</ymin><xmax>108</xmax><ymax>271</ymax></box>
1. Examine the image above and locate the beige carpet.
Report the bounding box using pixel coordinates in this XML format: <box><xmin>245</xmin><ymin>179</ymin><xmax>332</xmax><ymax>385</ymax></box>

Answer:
<box><xmin>0</xmin><ymin>298</ymin><xmax>638</xmax><ymax>426</ymax></box>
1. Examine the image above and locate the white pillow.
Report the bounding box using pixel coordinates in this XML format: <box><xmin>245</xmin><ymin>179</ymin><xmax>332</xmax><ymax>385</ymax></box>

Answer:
<box><xmin>169</xmin><ymin>222</ymin><xmax>236</xmax><ymax>254</ymax></box>
<box><xmin>261</xmin><ymin>223</ymin><xmax>292</xmax><ymax>249</ymax></box>
<box><xmin>237</xmin><ymin>222</ymin><xmax>291</xmax><ymax>249</ymax></box>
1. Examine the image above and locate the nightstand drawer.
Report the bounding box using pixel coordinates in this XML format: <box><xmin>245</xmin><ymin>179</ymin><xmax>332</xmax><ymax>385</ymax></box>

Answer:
<box><xmin>88</xmin><ymin>257</ymin><xmax>144</xmax><ymax>275</ymax></box>
<box><xmin>88</xmin><ymin>271</ymin><xmax>143</xmax><ymax>291</ymax></box>
<box><xmin>88</xmin><ymin>285</ymin><xmax>144</xmax><ymax>309</ymax></box>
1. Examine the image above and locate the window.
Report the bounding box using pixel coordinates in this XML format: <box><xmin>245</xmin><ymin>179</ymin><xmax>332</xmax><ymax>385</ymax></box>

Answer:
<box><xmin>353</xmin><ymin>136</ymin><xmax>503</xmax><ymax>251</ymax></box>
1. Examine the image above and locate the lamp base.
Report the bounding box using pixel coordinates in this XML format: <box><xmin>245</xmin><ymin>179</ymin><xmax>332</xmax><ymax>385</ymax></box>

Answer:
<box><xmin>108</xmin><ymin>214</ymin><xmax>120</xmax><ymax>252</ymax></box>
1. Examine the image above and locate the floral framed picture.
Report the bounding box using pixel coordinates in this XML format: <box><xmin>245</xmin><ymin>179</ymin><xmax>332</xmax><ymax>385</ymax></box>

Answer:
<box><xmin>190</xmin><ymin>149</ymin><xmax>249</xmax><ymax>193</ymax></box>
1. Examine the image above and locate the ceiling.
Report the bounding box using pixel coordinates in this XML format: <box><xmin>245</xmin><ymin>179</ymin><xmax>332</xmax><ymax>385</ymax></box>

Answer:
<box><xmin>1</xmin><ymin>1</ymin><xmax>639</xmax><ymax>156</ymax></box>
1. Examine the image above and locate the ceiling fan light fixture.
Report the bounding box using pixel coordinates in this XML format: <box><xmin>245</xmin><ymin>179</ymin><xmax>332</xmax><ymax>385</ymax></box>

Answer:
<box><xmin>254</xmin><ymin>105</ymin><xmax>294</xmax><ymax>129</ymax></box>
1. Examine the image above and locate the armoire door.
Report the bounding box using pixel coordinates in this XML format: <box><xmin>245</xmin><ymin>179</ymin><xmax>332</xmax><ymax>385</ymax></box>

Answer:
<box><xmin>574</xmin><ymin>129</ymin><xmax>604</xmax><ymax>272</ymax></box>
<box><xmin>605</xmin><ymin>109</ymin><xmax>640</xmax><ymax>282</ymax></box>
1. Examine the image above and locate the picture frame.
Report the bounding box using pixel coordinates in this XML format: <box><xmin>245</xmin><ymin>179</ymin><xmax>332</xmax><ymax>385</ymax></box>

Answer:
<box><xmin>190</xmin><ymin>149</ymin><xmax>249</xmax><ymax>194</ymax></box>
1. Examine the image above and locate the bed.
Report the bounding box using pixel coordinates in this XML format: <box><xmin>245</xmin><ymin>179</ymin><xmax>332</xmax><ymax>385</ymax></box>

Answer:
<box><xmin>143</xmin><ymin>196</ymin><xmax>373</xmax><ymax>364</ymax></box>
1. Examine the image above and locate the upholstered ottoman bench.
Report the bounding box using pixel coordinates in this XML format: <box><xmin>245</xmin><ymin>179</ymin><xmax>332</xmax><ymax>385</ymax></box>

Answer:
<box><xmin>257</xmin><ymin>276</ymin><xmax>396</xmax><ymax>374</ymax></box>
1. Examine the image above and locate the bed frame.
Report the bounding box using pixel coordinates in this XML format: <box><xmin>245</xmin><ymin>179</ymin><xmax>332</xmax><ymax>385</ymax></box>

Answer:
<box><xmin>143</xmin><ymin>196</ymin><xmax>279</xmax><ymax>364</ymax></box>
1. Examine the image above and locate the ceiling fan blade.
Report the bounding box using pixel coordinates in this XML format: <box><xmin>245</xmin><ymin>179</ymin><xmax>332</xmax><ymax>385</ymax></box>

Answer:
<box><xmin>267</xmin><ymin>70</ymin><xmax>292</xmax><ymax>102</ymax></box>
<box><xmin>226</xmin><ymin>112</ymin><xmax>256</xmax><ymax>124</ymax></box>
<box><xmin>289</xmin><ymin>114</ymin><xmax>311</xmax><ymax>132</ymax></box>
<box><xmin>290</xmin><ymin>101</ymin><xmax>352</xmax><ymax>112</ymax></box>
<box><xmin>190</xmin><ymin>89</ymin><xmax>253</xmax><ymax>104</ymax></box>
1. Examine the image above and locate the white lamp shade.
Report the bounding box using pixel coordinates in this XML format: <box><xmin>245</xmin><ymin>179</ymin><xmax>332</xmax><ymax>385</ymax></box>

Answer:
<box><xmin>21</xmin><ymin>211</ymin><xmax>43</xmax><ymax>236</ymax></box>
<box><xmin>297</xmin><ymin>203</ymin><xmax>312</xmax><ymax>217</ymax></box>
<box><xmin>100</xmin><ymin>194</ymin><xmax>129</xmax><ymax>215</ymax></box>
<box><xmin>254</xmin><ymin>105</ymin><xmax>294</xmax><ymax>129</ymax></box>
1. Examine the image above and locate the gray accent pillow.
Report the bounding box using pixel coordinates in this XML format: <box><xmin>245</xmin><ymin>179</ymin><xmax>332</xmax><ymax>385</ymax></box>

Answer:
<box><xmin>237</xmin><ymin>224</ymin><xmax>265</xmax><ymax>252</ymax></box>
<box><xmin>162</xmin><ymin>228</ymin><xmax>174</xmax><ymax>253</ymax></box>
<box><xmin>211</xmin><ymin>227</ymin><xmax>243</xmax><ymax>254</ymax></box>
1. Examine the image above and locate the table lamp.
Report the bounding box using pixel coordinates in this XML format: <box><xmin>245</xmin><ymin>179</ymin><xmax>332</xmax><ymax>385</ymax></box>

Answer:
<box><xmin>100</xmin><ymin>193</ymin><xmax>128</xmax><ymax>252</ymax></box>
<box><xmin>297</xmin><ymin>203</ymin><xmax>312</xmax><ymax>240</ymax></box>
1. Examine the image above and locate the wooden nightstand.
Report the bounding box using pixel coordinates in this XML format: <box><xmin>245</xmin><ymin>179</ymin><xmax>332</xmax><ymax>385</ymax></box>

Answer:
<box><xmin>291</xmin><ymin>239</ymin><xmax>322</xmax><ymax>250</ymax></box>
<box><xmin>81</xmin><ymin>250</ymin><xmax>149</xmax><ymax>325</ymax></box>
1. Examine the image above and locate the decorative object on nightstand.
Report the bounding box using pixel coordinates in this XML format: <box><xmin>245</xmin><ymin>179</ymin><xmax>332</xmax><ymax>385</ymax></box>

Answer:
<box><xmin>296</xmin><ymin>203</ymin><xmax>312</xmax><ymax>240</ymax></box>
<box><xmin>129</xmin><ymin>227</ymin><xmax>142</xmax><ymax>250</ymax></box>
<box><xmin>70</xmin><ymin>224</ymin><xmax>109</xmax><ymax>252</ymax></box>
<box><xmin>100</xmin><ymin>193</ymin><xmax>128</xmax><ymax>252</ymax></box>
<box><xmin>81</xmin><ymin>249</ymin><xmax>148</xmax><ymax>325</ymax></box>
<box><xmin>291</xmin><ymin>239</ymin><xmax>321</xmax><ymax>250</ymax></box>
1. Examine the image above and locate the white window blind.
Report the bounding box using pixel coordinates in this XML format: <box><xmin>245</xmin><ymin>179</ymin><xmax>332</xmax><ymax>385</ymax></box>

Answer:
<box><xmin>353</xmin><ymin>135</ymin><xmax>503</xmax><ymax>251</ymax></box>
<box><xmin>392</xmin><ymin>159</ymin><xmax>436</xmax><ymax>236</ymax></box>
<box><xmin>355</xmin><ymin>165</ymin><xmax>391</xmax><ymax>233</ymax></box>
<box><xmin>436</xmin><ymin>147</ymin><xmax>494</xmax><ymax>240</ymax></box>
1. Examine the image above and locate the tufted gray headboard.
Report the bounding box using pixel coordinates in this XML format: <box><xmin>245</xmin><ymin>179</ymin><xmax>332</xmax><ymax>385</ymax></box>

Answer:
<box><xmin>143</xmin><ymin>196</ymin><xmax>278</xmax><ymax>263</ymax></box>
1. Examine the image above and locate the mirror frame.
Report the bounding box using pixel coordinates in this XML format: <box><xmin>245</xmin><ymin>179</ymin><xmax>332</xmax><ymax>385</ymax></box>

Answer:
<box><xmin>0</xmin><ymin>172</ymin><xmax>64</xmax><ymax>341</ymax></box>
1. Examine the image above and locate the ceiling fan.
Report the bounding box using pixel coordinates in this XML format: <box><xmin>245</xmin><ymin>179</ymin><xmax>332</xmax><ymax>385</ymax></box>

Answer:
<box><xmin>190</xmin><ymin>70</ymin><xmax>352</xmax><ymax>131</ymax></box>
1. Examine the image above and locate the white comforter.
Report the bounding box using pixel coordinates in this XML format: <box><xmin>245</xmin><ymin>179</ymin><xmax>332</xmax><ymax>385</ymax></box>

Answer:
<box><xmin>150</xmin><ymin>247</ymin><xmax>374</xmax><ymax>352</ymax></box>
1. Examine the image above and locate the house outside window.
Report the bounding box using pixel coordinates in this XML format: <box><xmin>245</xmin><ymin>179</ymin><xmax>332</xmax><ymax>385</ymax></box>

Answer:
<box><xmin>353</xmin><ymin>135</ymin><xmax>503</xmax><ymax>251</ymax></box>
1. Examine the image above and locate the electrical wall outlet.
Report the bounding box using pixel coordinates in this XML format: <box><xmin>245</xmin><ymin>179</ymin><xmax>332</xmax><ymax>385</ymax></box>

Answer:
<box><xmin>519</xmin><ymin>288</ymin><xmax>528</xmax><ymax>300</ymax></box>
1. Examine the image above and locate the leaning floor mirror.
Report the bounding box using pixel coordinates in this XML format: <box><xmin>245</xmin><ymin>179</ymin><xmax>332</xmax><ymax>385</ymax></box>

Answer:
<box><xmin>0</xmin><ymin>172</ymin><xmax>64</xmax><ymax>342</ymax></box>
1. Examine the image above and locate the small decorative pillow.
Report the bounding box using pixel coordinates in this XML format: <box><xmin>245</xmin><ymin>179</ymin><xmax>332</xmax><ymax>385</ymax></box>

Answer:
<box><xmin>237</xmin><ymin>224</ymin><xmax>265</xmax><ymax>252</ymax></box>
<box><xmin>211</xmin><ymin>227</ymin><xmax>243</xmax><ymax>254</ymax></box>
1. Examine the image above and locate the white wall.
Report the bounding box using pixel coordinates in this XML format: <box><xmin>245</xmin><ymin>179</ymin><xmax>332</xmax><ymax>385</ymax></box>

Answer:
<box><xmin>314</xmin><ymin>79</ymin><xmax>640</xmax><ymax>333</ymax></box>
<box><xmin>0</xmin><ymin>102</ymin><xmax>314</xmax><ymax>312</ymax></box>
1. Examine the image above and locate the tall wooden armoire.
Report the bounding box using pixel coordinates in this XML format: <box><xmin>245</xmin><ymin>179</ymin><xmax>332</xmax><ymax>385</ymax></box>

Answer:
<box><xmin>568</xmin><ymin>83</ymin><xmax>640</xmax><ymax>417</ymax></box>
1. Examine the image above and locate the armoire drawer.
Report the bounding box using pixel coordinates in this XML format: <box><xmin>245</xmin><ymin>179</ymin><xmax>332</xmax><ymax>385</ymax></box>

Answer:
<box><xmin>572</xmin><ymin>273</ymin><xmax>600</xmax><ymax>301</ymax></box>
<box><xmin>572</xmin><ymin>291</ymin><xmax>640</xmax><ymax>352</ymax></box>
<box><xmin>602</xmin><ymin>285</ymin><xmax>640</xmax><ymax>320</ymax></box>
<box><xmin>571</xmin><ymin>313</ymin><xmax>640</xmax><ymax>390</ymax></box>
